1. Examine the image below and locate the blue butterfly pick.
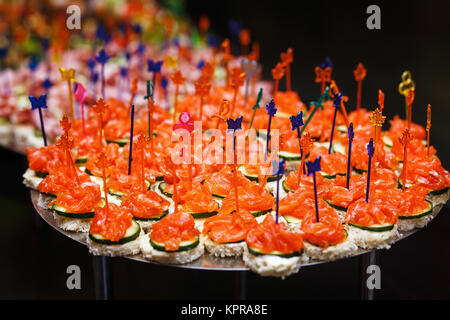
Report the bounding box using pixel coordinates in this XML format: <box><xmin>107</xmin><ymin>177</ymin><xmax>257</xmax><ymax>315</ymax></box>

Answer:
<box><xmin>320</xmin><ymin>57</ymin><xmax>333</xmax><ymax>70</ymax></box>
<box><xmin>228</xmin><ymin>20</ymin><xmax>242</xmax><ymax>36</ymax></box>
<box><xmin>42</xmin><ymin>79</ymin><xmax>53</xmax><ymax>90</ymax></box>
<box><xmin>42</xmin><ymin>38</ymin><xmax>50</xmax><ymax>51</ymax></box>
<box><xmin>333</xmin><ymin>92</ymin><xmax>343</xmax><ymax>108</ymax></box>
<box><xmin>148</xmin><ymin>59</ymin><xmax>163</xmax><ymax>73</ymax></box>
<box><xmin>87</xmin><ymin>58</ymin><xmax>96</xmax><ymax>71</ymax></box>
<box><xmin>367</xmin><ymin>138</ymin><xmax>374</xmax><ymax>157</ymax></box>
<box><xmin>348</xmin><ymin>122</ymin><xmax>354</xmax><ymax>141</ymax></box>
<box><xmin>207</xmin><ymin>35</ymin><xmax>218</xmax><ymax>47</ymax></box>
<box><xmin>132</xmin><ymin>24</ymin><xmax>142</xmax><ymax>35</ymax></box>
<box><xmin>307</xmin><ymin>156</ymin><xmax>322</xmax><ymax>176</ymax></box>
<box><xmin>161</xmin><ymin>76</ymin><xmax>168</xmax><ymax>90</ymax></box>
<box><xmin>197</xmin><ymin>60</ymin><xmax>205</xmax><ymax>69</ymax></box>
<box><xmin>29</xmin><ymin>94</ymin><xmax>47</xmax><ymax>110</ymax></box>
<box><xmin>266</xmin><ymin>99</ymin><xmax>277</xmax><ymax>117</ymax></box>
<box><xmin>120</xmin><ymin>67</ymin><xmax>128</xmax><ymax>77</ymax></box>
<box><xmin>227</xmin><ymin>116</ymin><xmax>243</xmax><ymax>132</ymax></box>
<box><xmin>0</xmin><ymin>47</ymin><xmax>8</xmax><ymax>59</ymax></box>
<box><xmin>28</xmin><ymin>57</ymin><xmax>39</xmax><ymax>71</ymax></box>
<box><xmin>96</xmin><ymin>49</ymin><xmax>110</xmax><ymax>65</ymax></box>
<box><xmin>138</xmin><ymin>43</ymin><xmax>145</xmax><ymax>55</ymax></box>
<box><xmin>272</xmin><ymin>158</ymin><xmax>286</xmax><ymax>176</ymax></box>
<box><xmin>96</xmin><ymin>24</ymin><xmax>111</xmax><ymax>43</ymax></box>
<box><xmin>289</xmin><ymin>111</ymin><xmax>304</xmax><ymax>131</ymax></box>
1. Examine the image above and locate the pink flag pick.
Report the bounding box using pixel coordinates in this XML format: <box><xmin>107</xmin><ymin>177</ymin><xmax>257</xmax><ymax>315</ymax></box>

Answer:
<box><xmin>74</xmin><ymin>83</ymin><xmax>87</xmax><ymax>136</ymax></box>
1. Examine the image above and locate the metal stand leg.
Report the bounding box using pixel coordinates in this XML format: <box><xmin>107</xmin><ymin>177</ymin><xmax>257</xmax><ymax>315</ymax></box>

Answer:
<box><xmin>92</xmin><ymin>256</ymin><xmax>113</xmax><ymax>300</ymax></box>
<box><xmin>234</xmin><ymin>271</ymin><xmax>247</xmax><ymax>300</ymax></box>
<box><xmin>360</xmin><ymin>250</ymin><xmax>378</xmax><ymax>300</ymax></box>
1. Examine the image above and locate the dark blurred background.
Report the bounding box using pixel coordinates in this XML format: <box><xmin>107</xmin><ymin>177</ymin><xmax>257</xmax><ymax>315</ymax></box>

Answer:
<box><xmin>1</xmin><ymin>0</ymin><xmax>449</xmax><ymax>300</ymax></box>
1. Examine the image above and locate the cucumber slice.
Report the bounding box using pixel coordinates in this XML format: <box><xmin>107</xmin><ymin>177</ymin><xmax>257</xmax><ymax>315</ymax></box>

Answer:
<box><xmin>353</xmin><ymin>167</ymin><xmax>367</xmax><ymax>174</ymax></box>
<box><xmin>75</xmin><ymin>156</ymin><xmax>87</xmax><ymax>164</ymax></box>
<box><xmin>319</xmin><ymin>171</ymin><xmax>345</xmax><ymax>179</ymax></box>
<box><xmin>429</xmin><ymin>187</ymin><xmax>449</xmax><ymax>196</ymax></box>
<box><xmin>188</xmin><ymin>211</ymin><xmax>218</xmax><ymax>219</ymax></box>
<box><xmin>134</xmin><ymin>209</ymin><xmax>169</xmax><ymax>221</ymax></box>
<box><xmin>283</xmin><ymin>215</ymin><xmax>302</xmax><ymax>224</ymax></box>
<box><xmin>108</xmin><ymin>180</ymin><xmax>151</xmax><ymax>198</ymax></box>
<box><xmin>324</xmin><ymin>199</ymin><xmax>348</xmax><ymax>212</ymax></box>
<box><xmin>399</xmin><ymin>200</ymin><xmax>433</xmax><ymax>220</ymax></box>
<box><xmin>248</xmin><ymin>246</ymin><xmax>302</xmax><ymax>258</ymax></box>
<box><xmin>89</xmin><ymin>219</ymin><xmax>141</xmax><ymax>245</ymax></box>
<box><xmin>282</xmin><ymin>180</ymin><xmax>296</xmax><ymax>193</ymax></box>
<box><xmin>158</xmin><ymin>181</ymin><xmax>173</xmax><ymax>198</ymax></box>
<box><xmin>41</xmin><ymin>192</ymin><xmax>57</xmax><ymax>198</ymax></box>
<box><xmin>237</xmin><ymin>165</ymin><xmax>277</xmax><ymax>182</ymax></box>
<box><xmin>382</xmin><ymin>135</ymin><xmax>393</xmax><ymax>148</ymax></box>
<box><xmin>278</xmin><ymin>150</ymin><xmax>302</xmax><ymax>161</ymax></box>
<box><xmin>336</xmin><ymin>124</ymin><xmax>347</xmax><ymax>133</ymax></box>
<box><xmin>150</xmin><ymin>236</ymin><xmax>200</xmax><ymax>252</ymax></box>
<box><xmin>52</xmin><ymin>203</ymin><xmax>95</xmax><ymax>219</ymax></box>
<box><xmin>84</xmin><ymin>168</ymin><xmax>94</xmax><ymax>176</ymax></box>
<box><xmin>348</xmin><ymin>222</ymin><xmax>394</xmax><ymax>232</ymax></box>
<box><xmin>332</xmin><ymin>141</ymin><xmax>346</xmax><ymax>155</ymax></box>
<box><xmin>251</xmin><ymin>208</ymin><xmax>272</xmax><ymax>217</ymax></box>
<box><xmin>35</xmin><ymin>171</ymin><xmax>48</xmax><ymax>179</ymax></box>
<box><xmin>155</xmin><ymin>175</ymin><xmax>164</xmax><ymax>182</ymax></box>
<box><xmin>106</xmin><ymin>138</ymin><xmax>129</xmax><ymax>147</ymax></box>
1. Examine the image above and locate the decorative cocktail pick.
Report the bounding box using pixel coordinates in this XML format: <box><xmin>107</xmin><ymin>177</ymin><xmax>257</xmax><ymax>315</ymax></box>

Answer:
<box><xmin>57</xmin><ymin>115</ymin><xmax>78</xmax><ymax>183</ymax></box>
<box><xmin>289</xmin><ymin>111</ymin><xmax>305</xmax><ymax>181</ymax></box>
<box><xmin>426</xmin><ymin>104</ymin><xmax>431</xmax><ymax>157</ymax></box>
<box><xmin>346</xmin><ymin>123</ymin><xmax>354</xmax><ymax>189</ymax></box>
<box><xmin>29</xmin><ymin>94</ymin><xmax>48</xmax><ymax>146</ymax></box>
<box><xmin>164</xmin><ymin>55</ymin><xmax>178</xmax><ymax>70</ymax></box>
<box><xmin>281</xmin><ymin>48</ymin><xmax>293</xmax><ymax>92</ymax></box>
<box><xmin>28</xmin><ymin>57</ymin><xmax>38</xmax><ymax>94</ymax></box>
<box><xmin>119</xmin><ymin>67</ymin><xmax>127</xmax><ymax>100</ymax></box>
<box><xmin>230</xmin><ymin>67</ymin><xmax>246</xmax><ymax>116</ymax></box>
<box><xmin>95</xmin><ymin>49</ymin><xmax>110</xmax><ymax>101</ymax></box>
<box><xmin>227</xmin><ymin>115</ymin><xmax>243</xmax><ymax>212</ymax></box>
<box><xmin>42</xmin><ymin>78</ymin><xmax>53</xmax><ymax>92</ymax></box>
<box><xmin>378</xmin><ymin>89</ymin><xmax>385</xmax><ymax>114</ymax></box>
<box><xmin>136</xmin><ymin>135</ymin><xmax>149</xmax><ymax>192</ymax></box>
<box><xmin>194</xmin><ymin>76</ymin><xmax>211</xmax><ymax>121</ymax></box>
<box><xmin>127</xmin><ymin>77</ymin><xmax>138</xmax><ymax>115</ymax></box>
<box><xmin>247</xmin><ymin>88</ymin><xmax>263</xmax><ymax>135</ymax></box>
<box><xmin>147</xmin><ymin>59</ymin><xmax>163</xmax><ymax>97</ymax></box>
<box><xmin>298</xmin><ymin>132</ymin><xmax>314</xmax><ymax>182</ymax></box>
<box><xmin>174</xmin><ymin>112</ymin><xmax>195</xmax><ymax>188</ymax></box>
<box><xmin>315</xmin><ymin>58</ymin><xmax>333</xmax><ymax>94</ymax></box>
<box><xmin>366</xmin><ymin>138</ymin><xmax>375</xmax><ymax>202</ymax></box>
<box><xmin>96</xmin><ymin>153</ymin><xmax>113</xmax><ymax>214</ymax></box>
<box><xmin>406</xmin><ymin>89</ymin><xmax>415</xmax><ymax>129</ymax></box>
<box><xmin>200</xmin><ymin>62</ymin><xmax>215</xmax><ymax>81</ymax></box>
<box><xmin>239</xmin><ymin>29</ymin><xmax>250</xmax><ymax>56</ymax></box>
<box><xmin>271</xmin><ymin>62</ymin><xmax>285</xmax><ymax>100</ymax></box>
<box><xmin>144</xmin><ymin>80</ymin><xmax>155</xmax><ymax>150</ymax></box>
<box><xmin>300</xmin><ymin>86</ymin><xmax>331</xmax><ymax>135</ymax></box>
<box><xmin>265</xmin><ymin>99</ymin><xmax>277</xmax><ymax>159</ymax></box>
<box><xmin>59</xmin><ymin>67</ymin><xmax>76</xmax><ymax>121</ymax></box>
<box><xmin>74</xmin><ymin>82</ymin><xmax>87</xmax><ymax>136</ymax></box>
<box><xmin>170</xmin><ymin>70</ymin><xmax>186</xmax><ymax>124</ymax></box>
<box><xmin>241</xmin><ymin>58</ymin><xmax>258</xmax><ymax>109</ymax></box>
<box><xmin>220</xmin><ymin>39</ymin><xmax>232</xmax><ymax>86</ymax></box>
<box><xmin>329</xmin><ymin>80</ymin><xmax>349</xmax><ymax>128</ymax></box>
<box><xmin>353</xmin><ymin>63</ymin><xmax>367</xmax><ymax>110</ymax></box>
<box><xmin>368</xmin><ymin>108</ymin><xmax>386</xmax><ymax>156</ymax></box>
<box><xmin>128</xmin><ymin>104</ymin><xmax>135</xmax><ymax>175</ymax></box>
<box><xmin>399</xmin><ymin>129</ymin><xmax>413</xmax><ymax>192</ymax></box>
<box><xmin>306</xmin><ymin>156</ymin><xmax>322</xmax><ymax>222</ymax></box>
<box><xmin>273</xmin><ymin>158</ymin><xmax>286</xmax><ymax>224</ymax></box>
<box><xmin>398</xmin><ymin>70</ymin><xmax>415</xmax><ymax>122</ymax></box>
<box><xmin>211</xmin><ymin>99</ymin><xmax>230</xmax><ymax>130</ymax></box>
<box><xmin>92</xmin><ymin>98</ymin><xmax>108</xmax><ymax>149</ymax></box>
<box><xmin>329</xmin><ymin>92</ymin><xmax>343</xmax><ymax>154</ymax></box>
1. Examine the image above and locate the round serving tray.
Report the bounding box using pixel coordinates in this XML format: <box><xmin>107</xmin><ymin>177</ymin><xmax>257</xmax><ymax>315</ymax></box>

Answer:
<box><xmin>30</xmin><ymin>189</ymin><xmax>443</xmax><ymax>271</ymax></box>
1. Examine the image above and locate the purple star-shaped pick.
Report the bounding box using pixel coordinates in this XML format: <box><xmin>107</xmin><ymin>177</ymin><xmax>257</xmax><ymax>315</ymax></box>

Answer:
<box><xmin>333</xmin><ymin>92</ymin><xmax>343</xmax><ymax>108</ymax></box>
<box><xmin>96</xmin><ymin>49</ymin><xmax>110</xmax><ymax>64</ymax></box>
<box><xmin>28</xmin><ymin>57</ymin><xmax>39</xmax><ymax>71</ymax></box>
<box><xmin>266</xmin><ymin>99</ymin><xmax>277</xmax><ymax>116</ymax></box>
<box><xmin>120</xmin><ymin>67</ymin><xmax>128</xmax><ymax>77</ymax></box>
<box><xmin>197</xmin><ymin>60</ymin><xmax>205</xmax><ymax>69</ymax></box>
<box><xmin>346</xmin><ymin>122</ymin><xmax>354</xmax><ymax>189</ymax></box>
<box><xmin>367</xmin><ymin>138</ymin><xmax>374</xmax><ymax>157</ymax></box>
<box><xmin>0</xmin><ymin>47</ymin><xmax>8</xmax><ymax>59</ymax></box>
<box><xmin>132</xmin><ymin>24</ymin><xmax>142</xmax><ymax>35</ymax></box>
<box><xmin>147</xmin><ymin>59</ymin><xmax>163</xmax><ymax>73</ymax></box>
<box><xmin>329</xmin><ymin>92</ymin><xmax>343</xmax><ymax>154</ymax></box>
<box><xmin>87</xmin><ymin>58</ymin><xmax>96</xmax><ymax>71</ymax></box>
<box><xmin>138</xmin><ymin>43</ymin><xmax>145</xmax><ymax>55</ymax></box>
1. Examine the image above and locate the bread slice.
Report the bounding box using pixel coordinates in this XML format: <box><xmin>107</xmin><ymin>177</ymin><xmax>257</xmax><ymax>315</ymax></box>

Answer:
<box><xmin>140</xmin><ymin>233</ymin><xmax>204</xmax><ymax>264</ymax></box>
<box><xmin>242</xmin><ymin>246</ymin><xmax>306</xmax><ymax>279</ymax></box>
<box><xmin>202</xmin><ymin>234</ymin><xmax>246</xmax><ymax>258</ymax></box>
<box><xmin>87</xmin><ymin>230</ymin><xmax>143</xmax><ymax>256</ymax></box>
<box><xmin>303</xmin><ymin>232</ymin><xmax>358</xmax><ymax>261</ymax></box>
<box><xmin>347</xmin><ymin>224</ymin><xmax>398</xmax><ymax>250</ymax></box>
<box><xmin>22</xmin><ymin>168</ymin><xmax>43</xmax><ymax>190</ymax></box>
<box><xmin>52</xmin><ymin>211</ymin><xmax>92</xmax><ymax>233</ymax></box>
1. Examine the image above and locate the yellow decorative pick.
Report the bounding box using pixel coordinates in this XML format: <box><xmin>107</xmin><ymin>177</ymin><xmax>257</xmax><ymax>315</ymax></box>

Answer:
<box><xmin>398</xmin><ymin>70</ymin><xmax>415</xmax><ymax>121</ymax></box>
<box><xmin>426</xmin><ymin>104</ymin><xmax>431</xmax><ymax>157</ymax></box>
<box><xmin>164</xmin><ymin>55</ymin><xmax>178</xmax><ymax>69</ymax></box>
<box><xmin>368</xmin><ymin>108</ymin><xmax>386</xmax><ymax>156</ymax></box>
<box><xmin>59</xmin><ymin>67</ymin><xmax>76</xmax><ymax>121</ymax></box>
